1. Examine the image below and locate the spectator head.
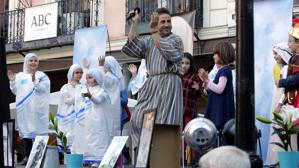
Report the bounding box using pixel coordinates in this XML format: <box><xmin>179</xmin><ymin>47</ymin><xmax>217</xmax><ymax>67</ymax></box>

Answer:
<box><xmin>199</xmin><ymin>146</ymin><xmax>251</xmax><ymax>168</ymax></box>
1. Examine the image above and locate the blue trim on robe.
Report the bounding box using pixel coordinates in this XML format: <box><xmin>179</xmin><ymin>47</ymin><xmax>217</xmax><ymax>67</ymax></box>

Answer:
<box><xmin>16</xmin><ymin>88</ymin><xmax>35</xmax><ymax>108</ymax></box>
<box><xmin>56</xmin><ymin>110</ymin><xmax>76</xmax><ymax>118</ymax></box>
<box><xmin>16</xmin><ymin>75</ymin><xmax>48</xmax><ymax>109</ymax></box>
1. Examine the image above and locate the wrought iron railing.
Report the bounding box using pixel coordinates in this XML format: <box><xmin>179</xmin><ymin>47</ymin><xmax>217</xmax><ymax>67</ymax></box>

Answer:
<box><xmin>0</xmin><ymin>0</ymin><xmax>101</xmax><ymax>44</ymax></box>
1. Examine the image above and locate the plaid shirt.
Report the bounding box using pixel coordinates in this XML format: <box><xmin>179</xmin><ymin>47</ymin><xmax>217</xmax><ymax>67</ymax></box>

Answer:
<box><xmin>182</xmin><ymin>73</ymin><xmax>203</xmax><ymax>119</ymax></box>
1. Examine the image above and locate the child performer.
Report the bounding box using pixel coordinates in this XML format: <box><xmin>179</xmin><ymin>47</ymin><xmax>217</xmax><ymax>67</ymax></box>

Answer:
<box><xmin>198</xmin><ymin>42</ymin><xmax>235</xmax><ymax>131</ymax></box>
<box><xmin>82</xmin><ymin>69</ymin><xmax>120</xmax><ymax>167</ymax></box>
<box><xmin>57</xmin><ymin>64</ymin><xmax>84</xmax><ymax>149</ymax></box>
<box><xmin>104</xmin><ymin>56</ymin><xmax>129</xmax><ymax>130</ymax></box>
<box><xmin>8</xmin><ymin>53</ymin><xmax>50</xmax><ymax>165</ymax></box>
<box><xmin>181</xmin><ymin>52</ymin><xmax>203</xmax><ymax>164</ymax></box>
<box><xmin>104</xmin><ymin>56</ymin><xmax>127</xmax><ymax>167</ymax></box>
<box><xmin>267</xmin><ymin>42</ymin><xmax>292</xmax><ymax>165</ymax></box>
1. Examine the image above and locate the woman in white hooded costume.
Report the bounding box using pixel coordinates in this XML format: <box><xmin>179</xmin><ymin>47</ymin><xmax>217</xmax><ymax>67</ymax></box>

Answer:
<box><xmin>104</xmin><ymin>56</ymin><xmax>127</xmax><ymax>167</ymax></box>
<box><xmin>8</xmin><ymin>53</ymin><xmax>50</xmax><ymax>164</ymax></box>
<box><xmin>104</xmin><ymin>56</ymin><xmax>128</xmax><ymax>129</ymax></box>
<box><xmin>82</xmin><ymin>69</ymin><xmax>121</xmax><ymax>165</ymax></box>
<box><xmin>57</xmin><ymin>64</ymin><xmax>84</xmax><ymax>147</ymax></box>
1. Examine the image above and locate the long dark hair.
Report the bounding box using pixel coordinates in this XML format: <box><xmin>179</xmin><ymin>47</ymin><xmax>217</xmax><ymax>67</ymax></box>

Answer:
<box><xmin>183</xmin><ymin>52</ymin><xmax>196</xmax><ymax>74</ymax></box>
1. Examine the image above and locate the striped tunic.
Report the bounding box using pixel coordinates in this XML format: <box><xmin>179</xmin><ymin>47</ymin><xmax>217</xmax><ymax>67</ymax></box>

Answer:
<box><xmin>122</xmin><ymin>33</ymin><xmax>184</xmax><ymax>147</ymax></box>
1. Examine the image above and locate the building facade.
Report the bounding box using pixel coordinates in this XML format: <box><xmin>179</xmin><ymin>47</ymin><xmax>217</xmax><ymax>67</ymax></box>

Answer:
<box><xmin>6</xmin><ymin>0</ymin><xmax>298</xmax><ymax>101</ymax></box>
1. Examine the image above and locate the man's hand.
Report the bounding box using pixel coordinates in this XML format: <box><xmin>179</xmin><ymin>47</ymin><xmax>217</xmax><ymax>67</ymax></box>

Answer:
<box><xmin>149</xmin><ymin>12</ymin><xmax>159</xmax><ymax>29</ymax></box>
<box><xmin>130</xmin><ymin>10</ymin><xmax>139</xmax><ymax>24</ymax></box>
<box><xmin>7</xmin><ymin>70</ymin><xmax>15</xmax><ymax>81</ymax></box>
<box><xmin>128</xmin><ymin>10</ymin><xmax>139</xmax><ymax>42</ymax></box>
<box><xmin>149</xmin><ymin>12</ymin><xmax>160</xmax><ymax>48</ymax></box>
<box><xmin>128</xmin><ymin>64</ymin><xmax>137</xmax><ymax>77</ymax></box>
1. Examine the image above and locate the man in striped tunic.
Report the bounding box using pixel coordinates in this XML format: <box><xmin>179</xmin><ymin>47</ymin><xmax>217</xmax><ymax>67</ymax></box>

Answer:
<box><xmin>122</xmin><ymin>7</ymin><xmax>184</xmax><ymax>148</ymax></box>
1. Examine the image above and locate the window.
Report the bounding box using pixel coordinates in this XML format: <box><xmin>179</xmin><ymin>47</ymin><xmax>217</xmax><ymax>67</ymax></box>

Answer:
<box><xmin>125</xmin><ymin>0</ymin><xmax>203</xmax><ymax>34</ymax></box>
<box><xmin>126</xmin><ymin>0</ymin><xmax>157</xmax><ymax>23</ymax></box>
<box><xmin>188</xmin><ymin>0</ymin><xmax>203</xmax><ymax>28</ymax></box>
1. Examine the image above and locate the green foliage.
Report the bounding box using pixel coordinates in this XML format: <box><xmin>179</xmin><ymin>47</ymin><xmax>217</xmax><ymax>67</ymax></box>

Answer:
<box><xmin>49</xmin><ymin>112</ymin><xmax>69</xmax><ymax>153</ymax></box>
<box><xmin>256</xmin><ymin>117</ymin><xmax>272</xmax><ymax>124</ymax></box>
<box><xmin>256</xmin><ymin>111</ymin><xmax>299</xmax><ymax>151</ymax></box>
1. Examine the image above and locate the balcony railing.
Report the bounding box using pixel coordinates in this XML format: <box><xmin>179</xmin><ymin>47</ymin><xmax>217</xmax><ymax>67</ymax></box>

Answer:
<box><xmin>0</xmin><ymin>0</ymin><xmax>101</xmax><ymax>44</ymax></box>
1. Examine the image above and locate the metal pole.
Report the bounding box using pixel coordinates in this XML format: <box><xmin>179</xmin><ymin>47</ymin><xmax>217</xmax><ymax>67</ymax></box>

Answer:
<box><xmin>236</xmin><ymin>1</ymin><xmax>264</xmax><ymax>165</ymax></box>
<box><xmin>235</xmin><ymin>0</ymin><xmax>256</xmax><ymax>152</ymax></box>
<box><xmin>0</xmin><ymin>1</ymin><xmax>11</xmax><ymax>167</ymax></box>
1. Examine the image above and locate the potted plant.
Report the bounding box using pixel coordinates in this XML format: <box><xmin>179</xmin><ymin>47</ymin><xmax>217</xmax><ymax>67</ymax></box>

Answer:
<box><xmin>256</xmin><ymin>105</ymin><xmax>299</xmax><ymax>168</ymax></box>
<box><xmin>49</xmin><ymin>112</ymin><xmax>83</xmax><ymax>168</ymax></box>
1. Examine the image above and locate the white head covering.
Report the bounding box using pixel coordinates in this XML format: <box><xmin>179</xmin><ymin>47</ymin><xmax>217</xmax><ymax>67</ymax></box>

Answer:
<box><xmin>85</xmin><ymin>69</ymin><xmax>104</xmax><ymax>86</ymax></box>
<box><xmin>104</xmin><ymin>56</ymin><xmax>123</xmax><ymax>79</ymax></box>
<box><xmin>273</xmin><ymin>42</ymin><xmax>292</xmax><ymax>64</ymax></box>
<box><xmin>104</xmin><ymin>56</ymin><xmax>125</xmax><ymax>90</ymax></box>
<box><xmin>86</xmin><ymin>68</ymin><xmax>118</xmax><ymax>104</ymax></box>
<box><xmin>23</xmin><ymin>53</ymin><xmax>39</xmax><ymax>73</ymax></box>
<box><xmin>67</xmin><ymin>64</ymin><xmax>83</xmax><ymax>82</ymax></box>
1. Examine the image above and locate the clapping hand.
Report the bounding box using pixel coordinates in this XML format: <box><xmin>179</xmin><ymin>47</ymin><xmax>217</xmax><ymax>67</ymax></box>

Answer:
<box><xmin>150</xmin><ymin>12</ymin><xmax>160</xmax><ymax>49</ymax></box>
<box><xmin>81</xmin><ymin>87</ymin><xmax>91</xmax><ymax>98</ymax></box>
<box><xmin>150</xmin><ymin>12</ymin><xmax>159</xmax><ymax>29</ymax></box>
<box><xmin>82</xmin><ymin>92</ymin><xmax>91</xmax><ymax>98</ymax></box>
<box><xmin>198</xmin><ymin>68</ymin><xmax>209</xmax><ymax>81</ymax></box>
<box><xmin>82</xmin><ymin>93</ymin><xmax>91</xmax><ymax>98</ymax></box>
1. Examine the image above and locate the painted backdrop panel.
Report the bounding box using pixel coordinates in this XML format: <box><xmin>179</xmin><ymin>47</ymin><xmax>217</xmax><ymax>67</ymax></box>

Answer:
<box><xmin>254</xmin><ymin>0</ymin><xmax>293</xmax><ymax>164</ymax></box>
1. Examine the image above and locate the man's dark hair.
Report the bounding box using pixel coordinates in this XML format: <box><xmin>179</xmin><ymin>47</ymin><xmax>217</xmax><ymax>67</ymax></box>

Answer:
<box><xmin>155</xmin><ymin>7</ymin><xmax>170</xmax><ymax>15</ymax></box>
